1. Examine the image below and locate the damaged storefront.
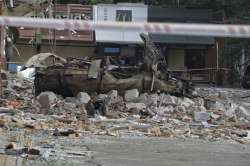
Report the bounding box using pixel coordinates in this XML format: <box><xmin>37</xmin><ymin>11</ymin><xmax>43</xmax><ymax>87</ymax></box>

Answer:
<box><xmin>148</xmin><ymin>6</ymin><xmax>222</xmax><ymax>84</ymax></box>
<box><xmin>10</xmin><ymin>4</ymin><xmax>95</xmax><ymax>70</ymax></box>
<box><xmin>149</xmin><ymin>34</ymin><xmax>219</xmax><ymax>83</ymax></box>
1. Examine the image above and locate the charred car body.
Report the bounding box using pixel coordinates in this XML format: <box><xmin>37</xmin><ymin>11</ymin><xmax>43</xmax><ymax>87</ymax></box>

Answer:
<box><xmin>23</xmin><ymin>34</ymin><xmax>194</xmax><ymax>97</ymax></box>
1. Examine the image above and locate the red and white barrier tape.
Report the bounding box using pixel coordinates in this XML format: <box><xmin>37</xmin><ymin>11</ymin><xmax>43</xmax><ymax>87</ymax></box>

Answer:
<box><xmin>0</xmin><ymin>16</ymin><xmax>250</xmax><ymax>38</ymax></box>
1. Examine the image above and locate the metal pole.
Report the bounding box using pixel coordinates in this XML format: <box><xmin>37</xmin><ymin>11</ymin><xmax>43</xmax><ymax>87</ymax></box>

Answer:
<box><xmin>241</xmin><ymin>48</ymin><xmax>245</xmax><ymax>77</ymax></box>
<box><xmin>177</xmin><ymin>0</ymin><xmax>180</xmax><ymax>8</ymax></box>
<box><xmin>53</xmin><ymin>0</ymin><xmax>56</xmax><ymax>53</ymax></box>
<box><xmin>216</xmin><ymin>41</ymin><xmax>219</xmax><ymax>71</ymax></box>
<box><xmin>0</xmin><ymin>0</ymin><xmax>4</xmax><ymax>97</ymax></box>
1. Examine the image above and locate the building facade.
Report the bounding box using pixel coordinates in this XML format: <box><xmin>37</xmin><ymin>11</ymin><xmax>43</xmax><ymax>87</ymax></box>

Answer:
<box><xmin>148</xmin><ymin>7</ymin><xmax>221</xmax><ymax>83</ymax></box>
<box><xmin>9</xmin><ymin>2</ymin><xmax>221</xmax><ymax>83</ymax></box>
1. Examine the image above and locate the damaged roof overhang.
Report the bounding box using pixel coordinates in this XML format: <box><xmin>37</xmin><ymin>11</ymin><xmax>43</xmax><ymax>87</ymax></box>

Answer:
<box><xmin>149</xmin><ymin>34</ymin><xmax>215</xmax><ymax>45</ymax></box>
<box><xmin>22</xmin><ymin>53</ymin><xmax>66</xmax><ymax>70</ymax></box>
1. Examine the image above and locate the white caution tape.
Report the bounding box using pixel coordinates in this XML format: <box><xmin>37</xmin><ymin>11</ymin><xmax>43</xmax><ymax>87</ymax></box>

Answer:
<box><xmin>0</xmin><ymin>16</ymin><xmax>250</xmax><ymax>38</ymax></box>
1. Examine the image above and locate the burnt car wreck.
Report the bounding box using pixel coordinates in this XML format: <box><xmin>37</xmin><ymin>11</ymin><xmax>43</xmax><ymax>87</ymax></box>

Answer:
<box><xmin>23</xmin><ymin>33</ymin><xmax>193</xmax><ymax>97</ymax></box>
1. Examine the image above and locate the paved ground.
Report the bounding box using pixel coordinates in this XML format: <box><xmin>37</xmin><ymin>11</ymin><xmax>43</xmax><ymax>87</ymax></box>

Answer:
<box><xmin>85</xmin><ymin>136</ymin><xmax>250</xmax><ymax>166</ymax></box>
<box><xmin>1</xmin><ymin>135</ymin><xmax>250</xmax><ymax>166</ymax></box>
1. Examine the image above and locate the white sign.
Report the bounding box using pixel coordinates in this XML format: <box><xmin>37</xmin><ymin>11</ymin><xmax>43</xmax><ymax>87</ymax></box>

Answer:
<box><xmin>94</xmin><ymin>3</ymin><xmax>148</xmax><ymax>43</ymax></box>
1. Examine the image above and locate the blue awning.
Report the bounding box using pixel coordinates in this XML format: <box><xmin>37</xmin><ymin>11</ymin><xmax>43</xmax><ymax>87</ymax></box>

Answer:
<box><xmin>104</xmin><ymin>47</ymin><xmax>120</xmax><ymax>53</ymax></box>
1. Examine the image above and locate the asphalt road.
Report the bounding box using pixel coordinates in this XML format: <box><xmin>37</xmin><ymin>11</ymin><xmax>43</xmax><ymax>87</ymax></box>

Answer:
<box><xmin>1</xmin><ymin>134</ymin><xmax>250</xmax><ymax>166</ymax></box>
<box><xmin>84</xmin><ymin>136</ymin><xmax>250</xmax><ymax>166</ymax></box>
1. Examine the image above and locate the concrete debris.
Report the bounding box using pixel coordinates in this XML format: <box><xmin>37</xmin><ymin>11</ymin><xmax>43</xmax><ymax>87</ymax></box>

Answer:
<box><xmin>124</xmin><ymin>89</ymin><xmax>139</xmax><ymax>102</ymax></box>
<box><xmin>136</xmin><ymin>93</ymin><xmax>149</xmax><ymax>103</ymax></box>
<box><xmin>231</xmin><ymin>130</ymin><xmax>248</xmax><ymax>137</ymax></box>
<box><xmin>126</xmin><ymin>103</ymin><xmax>146</xmax><ymax>111</ymax></box>
<box><xmin>1</xmin><ymin>72</ymin><xmax>250</xmax><ymax>163</ymax></box>
<box><xmin>63</xmin><ymin>102</ymin><xmax>77</xmax><ymax>110</ymax></box>
<box><xmin>53</xmin><ymin>129</ymin><xmax>78</xmax><ymax>137</ymax></box>
<box><xmin>136</xmin><ymin>93</ymin><xmax>159</xmax><ymax>107</ymax></box>
<box><xmin>180</xmin><ymin>97</ymin><xmax>195</xmax><ymax>108</ymax></box>
<box><xmin>235</xmin><ymin>106</ymin><xmax>250</xmax><ymax>120</ymax></box>
<box><xmin>224</xmin><ymin>103</ymin><xmax>237</xmax><ymax>119</ymax></box>
<box><xmin>97</xmin><ymin>94</ymin><xmax>108</xmax><ymax>101</ymax></box>
<box><xmin>194</xmin><ymin>97</ymin><xmax>205</xmax><ymax>107</ymax></box>
<box><xmin>194</xmin><ymin>112</ymin><xmax>210</xmax><ymax>122</ymax></box>
<box><xmin>210</xmin><ymin>112</ymin><xmax>221</xmax><ymax>120</ymax></box>
<box><xmin>107</xmin><ymin>90</ymin><xmax>118</xmax><ymax>99</ymax></box>
<box><xmin>190</xmin><ymin>106</ymin><xmax>207</xmax><ymax>113</ymax></box>
<box><xmin>175</xmin><ymin>105</ymin><xmax>186</xmax><ymax>113</ymax></box>
<box><xmin>37</xmin><ymin>91</ymin><xmax>57</xmax><ymax>109</ymax></box>
<box><xmin>148</xmin><ymin>94</ymin><xmax>159</xmax><ymax>106</ymax></box>
<box><xmin>206</xmin><ymin>100</ymin><xmax>226</xmax><ymax>111</ymax></box>
<box><xmin>65</xmin><ymin>97</ymin><xmax>78</xmax><ymax>103</ymax></box>
<box><xmin>77</xmin><ymin>92</ymin><xmax>91</xmax><ymax>104</ymax></box>
<box><xmin>159</xmin><ymin>94</ymin><xmax>177</xmax><ymax>106</ymax></box>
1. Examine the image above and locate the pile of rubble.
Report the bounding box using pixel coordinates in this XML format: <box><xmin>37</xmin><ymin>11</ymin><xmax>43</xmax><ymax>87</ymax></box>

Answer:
<box><xmin>1</xmin><ymin>72</ymin><xmax>250</xmax><ymax>148</ymax></box>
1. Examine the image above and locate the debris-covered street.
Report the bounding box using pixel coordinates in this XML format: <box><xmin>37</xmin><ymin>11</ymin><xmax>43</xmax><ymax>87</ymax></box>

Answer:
<box><xmin>0</xmin><ymin>71</ymin><xmax>250</xmax><ymax>165</ymax></box>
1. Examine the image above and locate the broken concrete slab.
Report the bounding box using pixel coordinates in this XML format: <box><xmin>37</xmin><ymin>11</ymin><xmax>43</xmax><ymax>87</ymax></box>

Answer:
<box><xmin>180</xmin><ymin>97</ymin><xmax>195</xmax><ymax>108</ymax></box>
<box><xmin>175</xmin><ymin>105</ymin><xmax>186</xmax><ymax>113</ymax></box>
<box><xmin>159</xmin><ymin>94</ymin><xmax>177</xmax><ymax>106</ymax></box>
<box><xmin>107</xmin><ymin>90</ymin><xmax>118</xmax><ymax>99</ymax></box>
<box><xmin>63</xmin><ymin>102</ymin><xmax>77</xmax><ymax>111</ymax></box>
<box><xmin>97</xmin><ymin>94</ymin><xmax>108</xmax><ymax>101</ymax></box>
<box><xmin>77</xmin><ymin>92</ymin><xmax>91</xmax><ymax>104</ymax></box>
<box><xmin>186</xmin><ymin>106</ymin><xmax>207</xmax><ymax>115</ymax></box>
<box><xmin>194</xmin><ymin>97</ymin><xmax>205</xmax><ymax>107</ymax></box>
<box><xmin>65</xmin><ymin>97</ymin><xmax>78</xmax><ymax>103</ymax></box>
<box><xmin>37</xmin><ymin>91</ymin><xmax>57</xmax><ymax>108</ymax></box>
<box><xmin>148</xmin><ymin>94</ymin><xmax>159</xmax><ymax>106</ymax></box>
<box><xmin>124</xmin><ymin>89</ymin><xmax>139</xmax><ymax>102</ymax></box>
<box><xmin>205</xmin><ymin>100</ymin><xmax>226</xmax><ymax>111</ymax></box>
<box><xmin>194</xmin><ymin>112</ymin><xmax>210</xmax><ymax>122</ymax></box>
<box><xmin>136</xmin><ymin>93</ymin><xmax>159</xmax><ymax>107</ymax></box>
<box><xmin>126</xmin><ymin>103</ymin><xmax>146</xmax><ymax>111</ymax></box>
<box><xmin>137</xmin><ymin>93</ymin><xmax>149</xmax><ymax>103</ymax></box>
